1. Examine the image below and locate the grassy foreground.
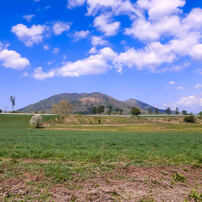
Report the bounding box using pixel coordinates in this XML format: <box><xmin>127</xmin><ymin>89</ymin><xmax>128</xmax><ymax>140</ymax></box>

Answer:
<box><xmin>0</xmin><ymin>114</ymin><xmax>201</xmax><ymax>201</ymax></box>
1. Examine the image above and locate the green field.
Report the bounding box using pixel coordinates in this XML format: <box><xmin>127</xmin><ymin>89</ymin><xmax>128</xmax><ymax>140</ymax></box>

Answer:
<box><xmin>0</xmin><ymin>114</ymin><xmax>201</xmax><ymax>164</ymax></box>
<box><xmin>0</xmin><ymin>114</ymin><xmax>201</xmax><ymax>201</ymax></box>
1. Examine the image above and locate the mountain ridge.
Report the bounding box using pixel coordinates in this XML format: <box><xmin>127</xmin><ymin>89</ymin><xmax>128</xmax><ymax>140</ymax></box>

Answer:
<box><xmin>19</xmin><ymin>92</ymin><xmax>166</xmax><ymax>114</ymax></box>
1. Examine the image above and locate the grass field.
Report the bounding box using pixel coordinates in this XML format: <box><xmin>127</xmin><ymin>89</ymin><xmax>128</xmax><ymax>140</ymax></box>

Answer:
<box><xmin>0</xmin><ymin>114</ymin><xmax>201</xmax><ymax>201</ymax></box>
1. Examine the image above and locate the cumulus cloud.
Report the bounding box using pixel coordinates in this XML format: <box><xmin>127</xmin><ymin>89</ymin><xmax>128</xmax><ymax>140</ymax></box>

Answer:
<box><xmin>137</xmin><ymin>0</ymin><xmax>185</xmax><ymax>20</ymax></box>
<box><xmin>91</xmin><ymin>36</ymin><xmax>108</xmax><ymax>46</ymax></box>
<box><xmin>52</xmin><ymin>21</ymin><xmax>70</xmax><ymax>35</ymax></box>
<box><xmin>94</xmin><ymin>14</ymin><xmax>120</xmax><ymax>36</ymax></box>
<box><xmin>0</xmin><ymin>49</ymin><xmax>30</xmax><ymax>69</ymax></box>
<box><xmin>73</xmin><ymin>30</ymin><xmax>89</xmax><ymax>41</ymax></box>
<box><xmin>11</xmin><ymin>24</ymin><xmax>47</xmax><ymax>47</ymax></box>
<box><xmin>190</xmin><ymin>44</ymin><xmax>202</xmax><ymax>61</ymax></box>
<box><xmin>177</xmin><ymin>95</ymin><xmax>202</xmax><ymax>108</ymax></box>
<box><xmin>33</xmin><ymin>47</ymin><xmax>117</xmax><ymax>79</ymax></box>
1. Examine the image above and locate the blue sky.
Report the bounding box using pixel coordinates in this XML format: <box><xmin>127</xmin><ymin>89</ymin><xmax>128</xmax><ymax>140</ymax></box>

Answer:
<box><xmin>0</xmin><ymin>0</ymin><xmax>202</xmax><ymax>113</ymax></box>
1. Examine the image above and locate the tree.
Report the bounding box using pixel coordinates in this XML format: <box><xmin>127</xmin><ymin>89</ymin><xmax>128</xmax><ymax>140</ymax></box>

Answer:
<box><xmin>115</xmin><ymin>107</ymin><xmax>119</xmax><ymax>114</ymax></box>
<box><xmin>92</xmin><ymin>107</ymin><xmax>97</xmax><ymax>114</ymax></box>
<box><xmin>10</xmin><ymin>96</ymin><xmax>15</xmax><ymax>111</ymax></box>
<box><xmin>0</xmin><ymin>109</ymin><xmax>2</xmax><ymax>113</ymax></box>
<box><xmin>119</xmin><ymin>109</ymin><xmax>123</xmax><ymax>115</ymax></box>
<box><xmin>175</xmin><ymin>107</ymin><xmax>179</xmax><ymax>115</ymax></box>
<box><xmin>182</xmin><ymin>110</ymin><xmax>187</xmax><ymax>115</ymax></box>
<box><xmin>199</xmin><ymin>111</ymin><xmax>202</xmax><ymax>119</ymax></box>
<box><xmin>154</xmin><ymin>108</ymin><xmax>159</xmax><ymax>114</ymax></box>
<box><xmin>51</xmin><ymin>100</ymin><xmax>73</xmax><ymax>115</ymax></box>
<box><xmin>98</xmin><ymin>105</ymin><xmax>105</xmax><ymax>114</ymax></box>
<box><xmin>166</xmin><ymin>107</ymin><xmax>171</xmax><ymax>115</ymax></box>
<box><xmin>131</xmin><ymin>107</ymin><xmax>141</xmax><ymax>116</ymax></box>
<box><xmin>147</xmin><ymin>107</ymin><xmax>153</xmax><ymax>114</ymax></box>
<box><xmin>107</xmin><ymin>106</ymin><xmax>112</xmax><ymax>116</ymax></box>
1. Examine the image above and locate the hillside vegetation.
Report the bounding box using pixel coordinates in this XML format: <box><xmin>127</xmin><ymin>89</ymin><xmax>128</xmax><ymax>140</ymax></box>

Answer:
<box><xmin>19</xmin><ymin>92</ymin><xmax>166</xmax><ymax>114</ymax></box>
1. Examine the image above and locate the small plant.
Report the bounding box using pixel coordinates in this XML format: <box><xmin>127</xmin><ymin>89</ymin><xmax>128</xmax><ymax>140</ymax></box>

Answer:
<box><xmin>30</xmin><ymin>114</ymin><xmax>43</xmax><ymax>128</ymax></box>
<box><xmin>173</xmin><ymin>173</ymin><xmax>186</xmax><ymax>182</ymax></box>
<box><xmin>184</xmin><ymin>115</ymin><xmax>196</xmax><ymax>123</ymax></box>
<box><xmin>189</xmin><ymin>190</ymin><xmax>202</xmax><ymax>201</ymax></box>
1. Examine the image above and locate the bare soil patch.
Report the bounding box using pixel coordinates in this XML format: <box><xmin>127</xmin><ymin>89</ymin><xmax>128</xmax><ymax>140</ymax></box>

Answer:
<box><xmin>0</xmin><ymin>162</ymin><xmax>201</xmax><ymax>201</ymax></box>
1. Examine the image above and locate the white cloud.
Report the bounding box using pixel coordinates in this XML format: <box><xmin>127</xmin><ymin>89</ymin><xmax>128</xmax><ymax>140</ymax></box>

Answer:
<box><xmin>23</xmin><ymin>14</ymin><xmax>35</xmax><ymax>22</ymax></box>
<box><xmin>33</xmin><ymin>67</ymin><xmax>55</xmax><ymax>80</ymax></box>
<box><xmin>125</xmin><ymin>15</ymin><xmax>181</xmax><ymax>41</ymax></box>
<box><xmin>73</xmin><ymin>30</ymin><xmax>89</xmax><ymax>41</ymax></box>
<box><xmin>67</xmin><ymin>0</ymin><xmax>85</xmax><ymax>8</ymax></box>
<box><xmin>177</xmin><ymin>95</ymin><xmax>202</xmax><ymax>108</ymax></box>
<box><xmin>52</xmin><ymin>21</ymin><xmax>70</xmax><ymax>35</ymax></box>
<box><xmin>168</xmin><ymin>81</ymin><xmax>175</xmax><ymax>85</ymax></box>
<box><xmin>190</xmin><ymin>44</ymin><xmax>202</xmax><ymax>61</ymax></box>
<box><xmin>43</xmin><ymin>45</ymin><xmax>49</xmax><ymax>51</ymax></box>
<box><xmin>137</xmin><ymin>0</ymin><xmax>185</xmax><ymax>20</ymax></box>
<box><xmin>33</xmin><ymin>47</ymin><xmax>117</xmax><ymax>79</ymax></box>
<box><xmin>11</xmin><ymin>24</ymin><xmax>46</xmax><ymax>47</ymax></box>
<box><xmin>94</xmin><ymin>14</ymin><xmax>120</xmax><ymax>36</ymax></box>
<box><xmin>91</xmin><ymin>36</ymin><xmax>108</xmax><ymax>46</ymax></box>
<box><xmin>0</xmin><ymin>49</ymin><xmax>30</xmax><ymax>69</ymax></box>
<box><xmin>53</xmin><ymin>48</ymin><xmax>60</xmax><ymax>54</ymax></box>
<box><xmin>176</xmin><ymin>86</ymin><xmax>185</xmax><ymax>90</ymax></box>
<box><xmin>86</xmin><ymin>0</ymin><xmax>139</xmax><ymax>16</ymax></box>
<box><xmin>89</xmin><ymin>47</ymin><xmax>98</xmax><ymax>54</ymax></box>
<box><xmin>195</xmin><ymin>83</ymin><xmax>202</xmax><ymax>89</ymax></box>
<box><xmin>117</xmin><ymin>42</ymin><xmax>176</xmax><ymax>71</ymax></box>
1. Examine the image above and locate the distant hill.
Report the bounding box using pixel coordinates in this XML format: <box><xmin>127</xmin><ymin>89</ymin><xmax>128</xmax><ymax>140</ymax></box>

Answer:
<box><xmin>19</xmin><ymin>92</ymin><xmax>166</xmax><ymax>114</ymax></box>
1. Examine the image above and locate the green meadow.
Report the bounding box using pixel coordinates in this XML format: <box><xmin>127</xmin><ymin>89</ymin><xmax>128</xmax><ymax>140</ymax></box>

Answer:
<box><xmin>0</xmin><ymin>114</ymin><xmax>201</xmax><ymax>165</ymax></box>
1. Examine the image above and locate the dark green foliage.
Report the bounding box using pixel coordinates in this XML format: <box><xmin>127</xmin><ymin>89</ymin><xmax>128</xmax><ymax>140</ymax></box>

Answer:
<box><xmin>199</xmin><ymin>112</ymin><xmax>202</xmax><ymax>119</ymax></box>
<box><xmin>173</xmin><ymin>173</ymin><xmax>186</xmax><ymax>182</ymax></box>
<box><xmin>184</xmin><ymin>115</ymin><xmax>196</xmax><ymax>123</ymax></box>
<box><xmin>175</xmin><ymin>107</ymin><xmax>179</xmax><ymax>115</ymax></box>
<box><xmin>131</xmin><ymin>107</ymin><xmax>141</xmax><ymax>116</ymax></box>
<box><xmin>147</xmin><ymin>107</ymin><xmax>153</xmax><ymax>114</ymax></box>
<box><xmin>189</xmin><ymin>190</ymin><xmax>202</xmax><ymax>201</ymax></box>
<box><xmin>92</xmin><ymin>107</ymin><xmax>97</xmax><ymax>114</ymax></box>
<box><xmin>10</xmin><ymin>96</ymin><xmax>16</xmax><ymax>111</ymax></box>
<box><xmin>166</xmin><ymin>107</ymin><xmax>171</xmax><ymax>115</ymax></box>
<box><xmin>182</xmin><ymin>110</ymin><xmax>188</xmax><ymax>115</ymax></box>
<box><xmin>0</xmin><ymin>109</ymin><xmax>2</xmax><ymax>113</ymax></box>
<box><xmin>98</xmin><ymin>105</ymin><xmax>105</xmax><ymax>114</ymax></box>
<box><xmin>107</xmin><ymin>106</ymin><xmax>113</xmax><ymax>116</ymax></box>
<box><xmin>154</xmin><ymin>108</ymin><xmax>159</xmax><ymax>114</ymax></box>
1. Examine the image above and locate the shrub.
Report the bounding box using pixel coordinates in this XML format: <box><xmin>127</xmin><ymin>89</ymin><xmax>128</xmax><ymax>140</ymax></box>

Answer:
<box><xmin>173</xmin><ymin>173</ymin><xmax>186</xmax><ymax>182</ymax></box>
<box><xmin>30</xmin><ymin>114</ymin><xmax>43</xmax><ymax>128</ymax></box>
<box><xmin>184</xmin><ymin>115</ymin><xmax>196</xmax><ymax>123</ymax></box>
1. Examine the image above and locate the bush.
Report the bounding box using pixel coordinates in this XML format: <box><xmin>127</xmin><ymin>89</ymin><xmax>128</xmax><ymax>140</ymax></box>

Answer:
<box><xmin>184</xmin><ymin>115</ymin><xmax>196</xmax><ymax>123</ymax></box>
<box><xmin>30</xmin><ymin>114</ymin><xmax>43</xmax><ymax>128</ymax></box>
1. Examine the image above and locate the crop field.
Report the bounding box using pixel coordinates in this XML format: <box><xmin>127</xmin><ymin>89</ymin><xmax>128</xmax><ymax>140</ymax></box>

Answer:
<box><xmin>0</xmin><ymin>114</ymin><xmax>201</xmax><ymax>201</ymax></box>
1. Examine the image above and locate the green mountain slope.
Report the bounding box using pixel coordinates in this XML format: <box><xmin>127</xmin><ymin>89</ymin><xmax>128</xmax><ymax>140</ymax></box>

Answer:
<box><xmin>19</xmin><ymin>92</ymin><xmax>164</xmax><ymax>114</ymax></box>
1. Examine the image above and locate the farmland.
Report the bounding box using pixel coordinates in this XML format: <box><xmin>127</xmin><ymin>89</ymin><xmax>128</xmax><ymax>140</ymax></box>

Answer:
<box><xmin>0</xmin><ymin>114</ymin><xmax>201</xmax><ymax>201</ymax></box>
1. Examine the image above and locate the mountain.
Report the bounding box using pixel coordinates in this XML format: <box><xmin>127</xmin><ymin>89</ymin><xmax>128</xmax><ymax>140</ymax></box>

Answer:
<box><xmin>124</xmin><ymin>99</ymin><xmax>166</xmax><ymax>114</ymax></box>
<box><xmin>19</xmin><ymin>92</ymin><xmax>165</xmax><ymax>114</ymax></box>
